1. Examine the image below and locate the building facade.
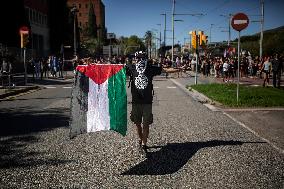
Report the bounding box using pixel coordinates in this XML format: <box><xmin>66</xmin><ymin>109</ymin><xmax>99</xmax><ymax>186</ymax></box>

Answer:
<box><xmin>67</xmin><ymin>0</ymin><xmax>106</xmax><ymax>41</ymax></box>
<box><xmin>24</xmin><ymin>0</ymin><xmax>50</xmax><ymax>56</ymax></box>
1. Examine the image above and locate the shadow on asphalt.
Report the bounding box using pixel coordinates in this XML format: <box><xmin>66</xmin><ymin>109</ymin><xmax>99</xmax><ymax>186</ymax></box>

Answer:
<box><xmin>0</xmin><ymin>107</ymin><xmax>69</xmax><ymax>136</ymax></box>
<box><xmin>121</xmin><ymin>140</ymin><xmax>266</xmax><ymax>175</ymax></box>
<box><xmin>0</xmin><ymin>135</ymin><xmax>74</xmax><ymax>169</ymax></box>
<box><xmin>0</xmin><ymin>107</ymin><xmax>73</xmax><ymax>169</ymax></box>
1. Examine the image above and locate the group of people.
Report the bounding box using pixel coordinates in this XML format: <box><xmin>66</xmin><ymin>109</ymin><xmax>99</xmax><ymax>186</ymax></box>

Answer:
<box><xmin>29</xmin><ymin>55</ymin><xmax>64</xmax><ymax>80</ymax></box>
<box><xmin>158</xmin><ymin>54</ymin><xmax>283</xmax><ymax>88</ymax></box>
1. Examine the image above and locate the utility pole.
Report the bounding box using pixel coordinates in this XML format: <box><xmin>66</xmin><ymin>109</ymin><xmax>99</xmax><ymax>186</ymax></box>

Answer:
<box><xmin>210</xmin><ymin>24</ymin><xmax>214</xmax><ymax>44</ymax></box>
<box><xmin>260</xmin><ymin>0</ymin><xmax>264</xmax><ymax>59</ymax></box>
<box><xmin>71</xmin><ymin>6</ymin><xmax>78</xmax><ymax>57</ymax></box>
<box><xmin>160</xmin><ymin>13</ymin><xmax>167</xmax><ymax>57</ymax></box>
<box><xmin>228</xmin><ymin>14</ymin><xmax>232</xmax><ymax>46</ymax></box>
<box><xmin>172</xmin><ymin>0</ymin><xmax>176</xmax><ymax>63</ymax></box>
<box><xmin>220</xmin><ymin>14</ymin><xmax>232</xmax><ymax>46</ymax></box>
<box><xmin>157</xmin><ymin>24</ymin><xmax>162</xmax><ymax>52</ymax></box>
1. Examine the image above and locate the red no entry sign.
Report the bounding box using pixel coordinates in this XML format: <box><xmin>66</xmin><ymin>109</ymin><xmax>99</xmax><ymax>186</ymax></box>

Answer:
<box><xmin>231</xmin><ymin>13</ymin><xmax>249</xmax><ymax>31</ymax></box>
<box><xmin>19</xmin><ymin>26</ymin><xmax>29</xmax><ymax>35</ymax></box>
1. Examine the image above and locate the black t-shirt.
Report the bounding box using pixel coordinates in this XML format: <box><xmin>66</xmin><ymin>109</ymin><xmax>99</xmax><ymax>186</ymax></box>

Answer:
<box><xmin>126</xmin><ymin>60</ymin><xmax>162</xmax><ymax>104</ymax></box>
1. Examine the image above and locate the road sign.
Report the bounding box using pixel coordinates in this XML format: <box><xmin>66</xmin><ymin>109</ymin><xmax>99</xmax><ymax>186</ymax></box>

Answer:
<box><xmin>19</xmin><ymin>26</ymin><xmax>29</xmax><ymax>35</ymax></box>
<box><xmin>231</xmin><ymin>13</ymin><xmax>249</xmax><ymax>31</ymax></box>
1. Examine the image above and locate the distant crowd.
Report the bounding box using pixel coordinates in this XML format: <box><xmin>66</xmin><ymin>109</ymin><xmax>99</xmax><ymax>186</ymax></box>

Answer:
<box><xmin>1</xmin><ymin>52</ymin><xmax>283</xmax><ymax>88</ymax></box>
<box><xmin>74</xmin><ymin>53</ymin><xmax>283</xmax><ymax>88</ymax></box>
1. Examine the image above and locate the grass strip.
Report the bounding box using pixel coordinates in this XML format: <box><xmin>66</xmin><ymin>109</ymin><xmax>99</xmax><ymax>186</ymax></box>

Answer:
<box><xmin>190</xmin><ymin>83</ymin><xmax>284</xmax><ymax>107</ymax></box>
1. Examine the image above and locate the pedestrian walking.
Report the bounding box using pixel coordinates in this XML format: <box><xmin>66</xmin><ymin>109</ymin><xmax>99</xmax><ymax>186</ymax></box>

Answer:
<box><xmin>222</xmin><ymin>59</ymin><xmax>229</xmax><ymax>82</ymax></box>
<box><xmin>261</xmin><ymin>56</ymin><xmax>272</xmax><ymax>87</ymax></box>
<box><xmin>126</xmin><ymin>51</ymin><xmax>162</xmax><ymax>154</ymax></box>
<box><xmin>271</xmin><ymin>54</ymin><xmax>283</xmax><ymax>88</ymax></box>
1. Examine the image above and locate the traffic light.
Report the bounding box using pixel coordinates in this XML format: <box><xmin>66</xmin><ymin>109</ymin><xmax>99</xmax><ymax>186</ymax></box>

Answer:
<box><xmin>198</xmin><ymin>31</ymin><xmax>204</xmax><ymax>46</ymax></box>
<box><xmin>21</xmin><ymin>33</ymin><xmax>29</xmax><ymax>48</ymax></box>
<box><xmin>202</xmin><ymin>35</ymin><xmax>208</xmax><ymax>45</ymax></box>
<box><xmin>191</xmin><ymin>31</ymin><xmax>197</xmax><ymax>49</ymax></box>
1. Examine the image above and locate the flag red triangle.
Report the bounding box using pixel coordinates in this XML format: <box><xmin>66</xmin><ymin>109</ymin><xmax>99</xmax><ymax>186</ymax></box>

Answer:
<box><xmin>77</xmin><ymin>64</ymin><xmax>123</xmax><ymax>85</ymax></box>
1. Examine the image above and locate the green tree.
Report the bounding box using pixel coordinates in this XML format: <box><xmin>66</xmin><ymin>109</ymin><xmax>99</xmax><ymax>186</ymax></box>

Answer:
<box><xmin>82</xmin><ymin>37</ymin><xmax>101</xmax><ymax>56</ymax></box>
<box><xmin>125</xmin><ymin>35</ymin><xmax>145</xmax><ymax>55</ymax></box>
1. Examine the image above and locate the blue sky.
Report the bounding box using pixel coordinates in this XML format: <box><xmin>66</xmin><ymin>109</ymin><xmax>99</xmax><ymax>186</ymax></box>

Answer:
<box><xmin>103</xmin><ymin>0</ymin><xmax>284</xmax><ymax>46</ymax></box>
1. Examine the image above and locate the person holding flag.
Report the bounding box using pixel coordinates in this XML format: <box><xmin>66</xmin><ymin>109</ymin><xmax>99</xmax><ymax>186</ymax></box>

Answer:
<box><xmin>126</xmin><ymin>51</ymin><xmax>162</xmax><ymax>154</ymax></box>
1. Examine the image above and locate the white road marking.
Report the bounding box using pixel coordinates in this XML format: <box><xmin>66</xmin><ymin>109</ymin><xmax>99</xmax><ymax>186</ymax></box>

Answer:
<box><xmin>153</xmin><ymin>86</ymin><xmax>159</xmax><ymax>89</ymax></box>
<box><xmin>167</xmin><ymin>86</ymin><xmax>176</xmax><ymax>89</ymax></box>
<box><xmin>223</xmin><ymin>112</ymin><xmax>284</xmax><ymax>155</ymax></box>
<box><xmin>45</xmin><ymin>86</ymin><xmax>56</xmax><ymax>89</ymax></box>
<box><xmin>171</xmin><ymin>78</ymin><xmax>284</xmax><ymax>155</ymax></box>
<box><xmin>63</xmin><ymin>86</ymin><xmax>72</xmax><ymax>89</ymax></box>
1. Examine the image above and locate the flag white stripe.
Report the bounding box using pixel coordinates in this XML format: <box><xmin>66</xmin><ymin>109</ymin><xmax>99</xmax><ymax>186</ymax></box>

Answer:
<box><xmin>87</xmin><ymin>79</ymin><xmax>110</xmax><ymax>132</ymax></box>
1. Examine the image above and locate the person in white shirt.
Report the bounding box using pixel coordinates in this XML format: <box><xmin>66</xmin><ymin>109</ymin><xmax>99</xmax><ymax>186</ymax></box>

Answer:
<box><xmin>222</xmin><ymin>60</ymin><xmax>229</xmax><ymax>82</ymax></box>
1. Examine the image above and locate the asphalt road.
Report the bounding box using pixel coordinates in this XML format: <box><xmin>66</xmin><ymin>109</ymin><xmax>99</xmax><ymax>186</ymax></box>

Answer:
<box><xmin>0</xmin><ymin>77</ymin><xmax>283</xmax><ymax>188</ymax></box>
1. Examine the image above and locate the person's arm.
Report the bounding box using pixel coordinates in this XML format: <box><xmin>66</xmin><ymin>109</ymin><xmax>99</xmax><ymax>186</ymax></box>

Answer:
<box><xmin>151</xmin><ymin>64</ymin><xmax>162</xmax><ymax>76</ymax></box>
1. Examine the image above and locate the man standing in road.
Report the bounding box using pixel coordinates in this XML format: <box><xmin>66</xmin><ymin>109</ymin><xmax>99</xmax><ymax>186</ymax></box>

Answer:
<box><xmin>272</xmin><ymin>54</ymin><xmax>283</xmax><ymax>88</ymax></box>
<box><xmin>126</xmin><ymin>51</ymin><xmax>162</xmax><ymax>154</ymax></box>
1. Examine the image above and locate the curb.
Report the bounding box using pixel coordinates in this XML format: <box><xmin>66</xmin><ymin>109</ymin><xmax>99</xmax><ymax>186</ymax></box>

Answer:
<box><xmin>170</xmin><ymin>78</ymin><xmax>221</xmax><ymax>106</ymax></box>
<box><xmin>0</xmin><ymin>86</ymin><xmax>40</xmax><ymax>100</ymax></box>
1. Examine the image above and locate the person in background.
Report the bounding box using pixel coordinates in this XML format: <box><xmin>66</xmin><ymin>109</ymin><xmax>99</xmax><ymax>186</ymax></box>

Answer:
<box><xmin>261</xmin><ymin>56</ymin><xmax>272</xmax><ymax>87</ymax></box>
<box><xmin>271</xmin><ymin>53</ymin><xmax>283</xmax><ymax>88</ymax></box>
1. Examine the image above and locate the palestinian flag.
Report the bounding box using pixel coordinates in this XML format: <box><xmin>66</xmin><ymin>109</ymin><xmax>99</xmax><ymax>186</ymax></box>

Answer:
<box><xmin>70</xmin><ymin>64</ymin><xmax>127</xmax><ymax>138</ymax></box>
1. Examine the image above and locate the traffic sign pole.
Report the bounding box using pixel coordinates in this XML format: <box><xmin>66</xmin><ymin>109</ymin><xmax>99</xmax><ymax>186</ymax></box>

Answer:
<box><xmin>195</xmin><ymin>35</ymin><xmax>199</xmax><ymax>85</ymax></box>
<box><xmin>19</xmin><ymin>26</ymin><xmax>30</xmax><ymax>86</ymax></box>
<box><xmin>237</xmin><ymin>31</ymin><xmax>240</xmax><ymax>104</ymax></box>
<box><xmin>231</xmin><ymin>13</ymin><xmax>249</xmax><ymax>105</ymax></box>
<box><xmin>23</xmin><ymin>48</ymin><xmax>27</xmax><ymax>85</ymax></box>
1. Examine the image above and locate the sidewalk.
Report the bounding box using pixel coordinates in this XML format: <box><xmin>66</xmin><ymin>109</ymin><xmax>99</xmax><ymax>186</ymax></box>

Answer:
<box><xmin>0</xmin><ymin>71</ymin><xmax>75</xmax><ymax>100</ymax></box>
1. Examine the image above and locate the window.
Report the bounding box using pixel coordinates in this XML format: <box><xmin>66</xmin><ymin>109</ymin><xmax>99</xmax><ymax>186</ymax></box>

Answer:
<box><xmin>79</xmin><ymin>4</ymin><xmax>81</xmax><ymax>8</ymax></box>
<box><xmin>85</xmin><ymin>22</ymin><xmax>88</xmax><ymax>26</ymax></box>
<box><xmin>79</xmin><ymin>22</ymin><xmax>82</xmax><ymax>26</ymax></box>
<box><xmin>79</xmin><ymin>13</ymin><xmax>81</xmax><ymax>17</ymax></box>
<box><xmin>85</xmin><ymin>4</ymin><xmax>88</xmax><ymax>9</ymax></box>
<box><xmin>32</xmin><ymin>10</ymin><xmax>35</xmax><ymax>22</ymax></box>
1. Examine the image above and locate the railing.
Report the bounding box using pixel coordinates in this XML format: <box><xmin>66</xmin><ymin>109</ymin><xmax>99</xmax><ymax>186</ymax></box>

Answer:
<box><xmin>0</xmin><ymin>72</ymin><xmax>26</xmax><ymax>88</ymax></box>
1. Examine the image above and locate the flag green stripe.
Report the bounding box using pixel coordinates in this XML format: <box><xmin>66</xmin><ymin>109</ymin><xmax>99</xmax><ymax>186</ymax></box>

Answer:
<box><xmin>108</xmin><ymin>68</ymin><xmax>127</xmax><ymax>136</ymax></box>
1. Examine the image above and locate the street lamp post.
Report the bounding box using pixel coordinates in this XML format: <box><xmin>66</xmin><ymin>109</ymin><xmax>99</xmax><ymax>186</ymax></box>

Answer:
<box><xmin>251</xmin><ymin>0</ymin><xmax>264</xmax><ymax>59</ymax></box>
<box><xmin>220</xmin><ymin>14</ymin><xmax>232</xmax><ymax>46</ymax></box>
<box><xmin>157</xmin><ymin>24</ymin><xmax>162</xmax><ymax>52</ymax></box>
<box><xmin>171</xmin><ymin>0</ymin><xmax>203</xmax><ymax>62</ymax></box>
<box><xmin>172</xmin><ymin>0</ymin><xmax>176</xmax><ymax>63</ymax></box>
<box><xmin>160</xmin><ymin>13</ymin><xmax>167</xmax><ymax>57</ymax></box>
<box><xmin>210</xmin><ymin>24</ymin><xmax>214</xmax><ymax>44</ymax></box>
<box><xmin>71</xmin><ymin>6</ymin><xmax>78</xmax><ymax>56</ymax></box>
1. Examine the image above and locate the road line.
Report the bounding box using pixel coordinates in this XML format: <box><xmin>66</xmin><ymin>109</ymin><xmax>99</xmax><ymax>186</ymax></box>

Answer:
<box><xmin>223</xmin><ymin>107</ymin><xmax>284</xmax><ymax>112</ymax></box>
<box><xmin>45</xmin><ymin>86</ymin><xmax>56</xmax><ymax>89</ymax></box>
<box><xmin>171</xmin><ymin>78</ymin><xmax>284</xmax><ymax>155</ymax></box>
<box><xmin>63</xmin><ymin>86</ymin><xmax>72</xmax><ymax>89</ymax></box>
<box><xmin>223</xmin><ymin>111</ymin><xmax>284</xmax><ymax>155</ymax></box>
<box><xmin>167</xmin><ymin>86</ymin><xmax>176</xmax><ymax>89</ymax></box>
<box><xmin>153</xmin><ymin>86</ymin><xmax>159</xmax><ymax>89</ymax></box>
